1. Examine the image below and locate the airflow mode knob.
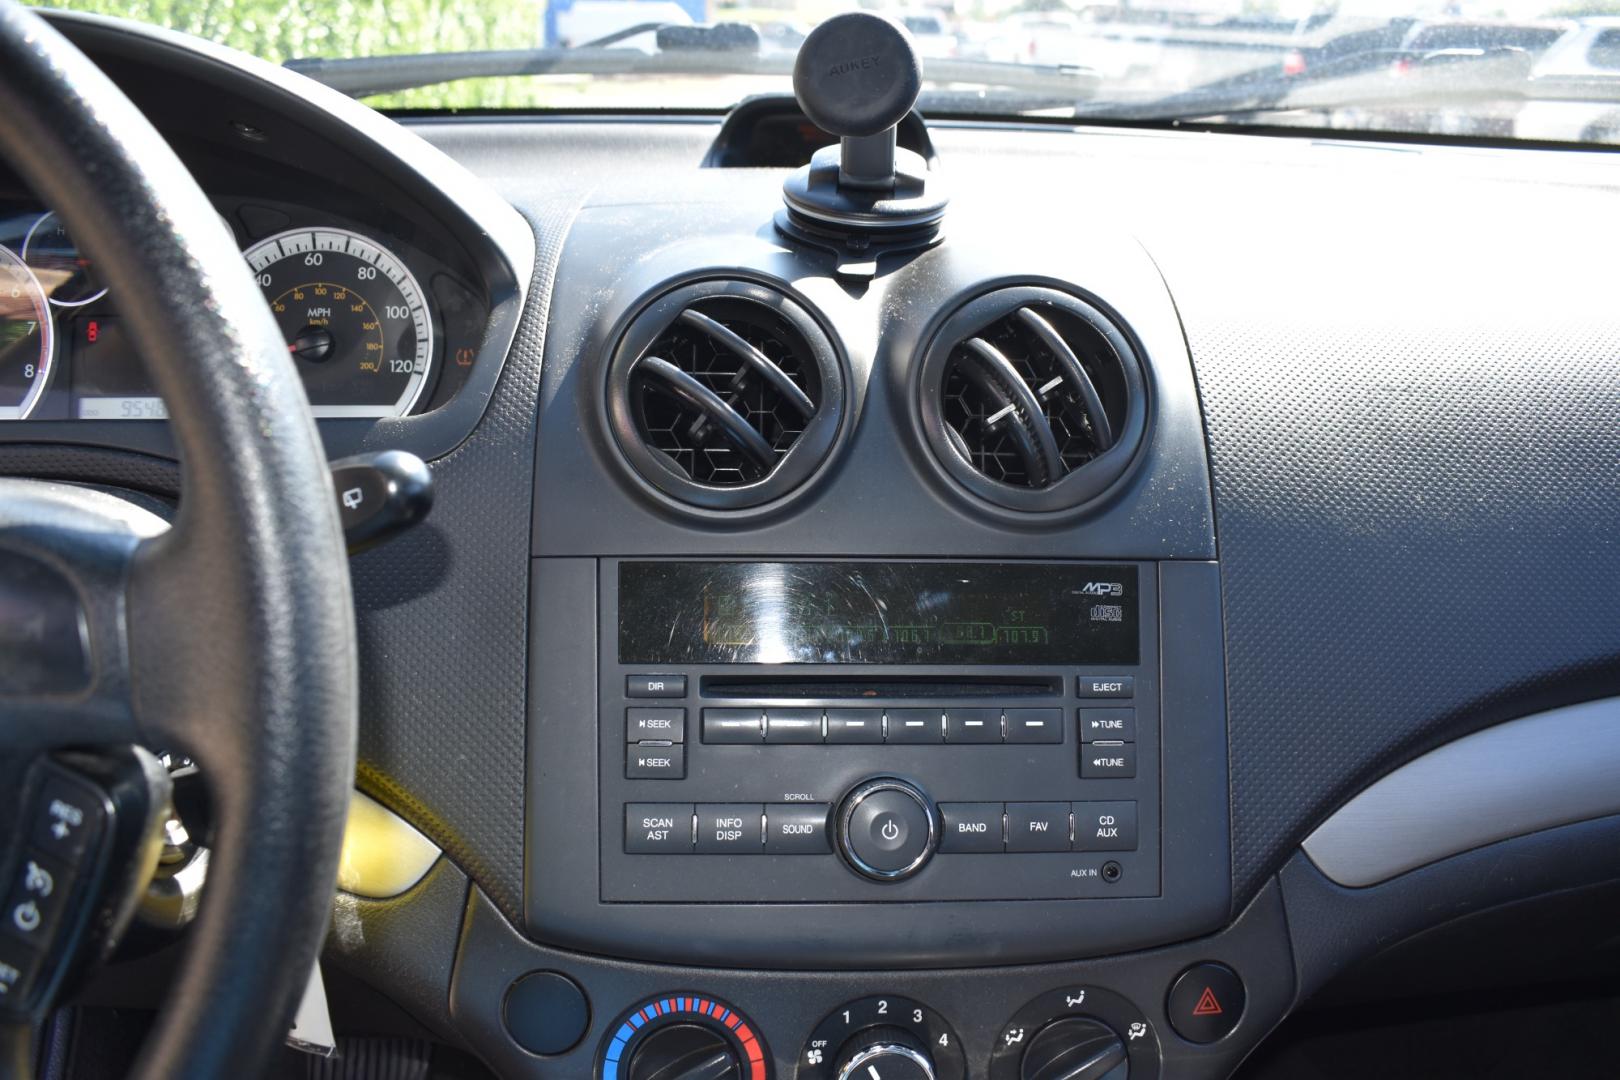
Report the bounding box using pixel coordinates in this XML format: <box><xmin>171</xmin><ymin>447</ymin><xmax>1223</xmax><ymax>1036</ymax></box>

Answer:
<box><xmin>605</xmin><ymin>279</ymin><xmax>846</xmax><ymax>513</ymax></box>
<box><xmin>915</xmin><ymin>288</ymin><xmax>1147</xmax><ymax>515</ymax></box>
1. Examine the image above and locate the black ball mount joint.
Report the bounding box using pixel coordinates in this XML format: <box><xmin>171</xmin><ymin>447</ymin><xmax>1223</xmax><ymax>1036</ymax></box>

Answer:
<box><xmin>777</xmin><ymin>12</ymin><xmax>948</xmax><ymax>278</ymax></box>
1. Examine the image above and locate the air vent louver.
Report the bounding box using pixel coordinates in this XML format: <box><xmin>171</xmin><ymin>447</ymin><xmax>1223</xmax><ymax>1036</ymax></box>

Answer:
<box><xmin>606</xmin><ymin>280</ymin><xmax>846</xmax><ymax>512</ymax></box>
<box><xmin>918</xmin><ymin>288</ymin><xmax>1147</xmax><ymax>514</ymax></box>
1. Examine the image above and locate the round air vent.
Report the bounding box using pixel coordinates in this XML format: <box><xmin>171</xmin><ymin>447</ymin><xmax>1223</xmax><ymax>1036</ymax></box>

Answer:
<box><xmin>605</xmin><ymin>279</ymin><xmax>846</xmax><ymax>512</ymax></box>
<box><xmin>916</xmin><ymin>287</ymin><xmax>1148</xmax><ymax>515</ymax></box>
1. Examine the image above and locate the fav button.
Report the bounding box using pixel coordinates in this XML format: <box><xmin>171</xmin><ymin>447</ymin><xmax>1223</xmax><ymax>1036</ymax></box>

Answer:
<box><xmin>695</xmin><ymin>804</ymin><xmax>763</xmax><ymax>853</ymax></box>
<box><xmin>1006</xmin><ymin>802</ymin><xmax>1071</xmax><ymax>852</ymax></box>
<box><xmin>1167</xmin><ymin>962</ymin><xmax>1246</xmax><ymax>1044</ymax></box>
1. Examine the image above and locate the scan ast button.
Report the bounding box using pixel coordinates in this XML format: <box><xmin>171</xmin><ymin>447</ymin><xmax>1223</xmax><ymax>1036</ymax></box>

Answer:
<box><xmin>624</xmin><ymin>804</ymin><xmax>692</xmax><ymax>853</ymax></box>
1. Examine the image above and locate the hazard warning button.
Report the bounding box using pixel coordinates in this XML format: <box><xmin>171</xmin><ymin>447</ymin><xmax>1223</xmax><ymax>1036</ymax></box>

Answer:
<box><xmin>1167</xmin><ymin>962</ymin><xmax>1245</xmax><ymax>1044</ymax></box>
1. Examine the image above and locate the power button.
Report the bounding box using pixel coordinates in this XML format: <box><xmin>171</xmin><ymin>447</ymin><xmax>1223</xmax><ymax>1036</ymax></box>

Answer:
<box><xmin>838</xmin><ymin>778</ymin><xmax>938</xmax><ymax>881</ymax></box>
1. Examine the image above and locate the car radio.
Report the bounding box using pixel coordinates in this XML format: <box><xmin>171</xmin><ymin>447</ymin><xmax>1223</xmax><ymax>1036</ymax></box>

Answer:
<box><xmin>527</xmin><ymin>557</ymin><xmax>1228</xmax><ymax>967</ymax></box>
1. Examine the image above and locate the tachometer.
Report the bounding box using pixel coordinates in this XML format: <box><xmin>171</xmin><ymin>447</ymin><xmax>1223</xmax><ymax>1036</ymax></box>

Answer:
<box><xmin>244</xmin><ymin>228</ymin><xmax>433</xmax><ymax>418</ymax></box>
<box><xmin>0</xmin><ymin>242</ymin><xmax>53</xmax><ymax>420</ymax></box>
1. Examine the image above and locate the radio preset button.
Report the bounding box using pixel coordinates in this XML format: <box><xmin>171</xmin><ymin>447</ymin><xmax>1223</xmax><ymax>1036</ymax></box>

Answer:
<box><xmin>626</xmin><ymin>674</ymin><xmax>686</xmax><ymax>698</ymax></box>
<box><xmin>765</xmin><ymin>708</ymin><xmax>823</xmax><ymax>744</ymax></box>
<box><xmin>627</xmin><ymin>707</ymin><xmax>685</xmax><ymax>743</ymax></box>
<box><xmin>1006</xmin><ymin>707</ymin><xmax>1063</xmax><ymax>744</ymax></box>
<box><xmin>1081</xmin><ymin>742</ymin><xmax>1137</xmax><ymax>779</ymax></box>
<box><xmin>939</xmin><ymin>802</ymin><xmax>1004</xmax><ymax>852</ymax></box>
<box><xmin>624</xmin><ymin>804</ymin><xmax>692</xmax><ymax>852</ymax></box>
<box><xmin>1007</xmin><ymin>802</ymin><xmax>1071</xmax><ymax>852</ymax></box>
<box><xmin>1080</xmin><ymin>707</ymin><xmax>1136</xmax><ymax>742</ymax></box>
<box><xmin>626</xmin><ymin>743</ymin><xmax>685</xmax><ymax>780</ymax></box>
<box><xmin>696</xmin><ymin>803</ymin><xmax>763</xmax><ymax>852</ymax></box>
<box><xmin>1077</xmin><ymin>675</ymin><xmax>1134</xmax><ymax>698</ymax></box>
<box><xmin>765</xmin><ymin>803</ymin><xmax>832</xmax><ymax>854</ymax></box>
<box><xmin>1073</xmin><ymin>800</ymin><xmax>1138</xmax><ymax>851</ymax></box>
<box><xmin>701</xmin><ymin>708</ymin><xmax>764</xmax><ymax>743</ymax></box>
<box><xmin>826</xmin><ymin>708</ymin><xmax>883</xmax><ymax>743</ymax></box>
<box><xmin>944</xmin><ymin>708</ymin><xmax>1001</xmax><ymax>743</ymax></box>
<box><xmin>885</xmin><ymin>709</ymin><xmax>942</xmax><ymax>744</ymax></box>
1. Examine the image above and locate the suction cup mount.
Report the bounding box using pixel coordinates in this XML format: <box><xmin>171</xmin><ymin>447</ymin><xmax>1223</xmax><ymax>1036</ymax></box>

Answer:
<box><xmin>778</xmin><ymin>12</ymin><xmax>948</xmax><ymax>277</ymax></box>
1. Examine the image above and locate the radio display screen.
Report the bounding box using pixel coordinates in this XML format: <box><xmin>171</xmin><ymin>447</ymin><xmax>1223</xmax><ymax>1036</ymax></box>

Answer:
<box><xmin>618</xmin><ymin>561</ymin><xmax>1139</xmax><ymax>665</ymax></box>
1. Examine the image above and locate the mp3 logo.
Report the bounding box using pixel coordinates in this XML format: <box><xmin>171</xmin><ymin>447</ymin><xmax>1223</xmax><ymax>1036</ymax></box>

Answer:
<box><xmin>1080</xmin><ymin>582</ymin><xmax>1124</xmax><ymax>597</ymax></box>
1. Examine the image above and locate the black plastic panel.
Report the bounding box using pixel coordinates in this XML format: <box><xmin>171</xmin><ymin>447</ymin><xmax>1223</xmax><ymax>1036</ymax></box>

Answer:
<box><xmin>458</xmin><ymin>879</ymin><xmax>1292</xmax><ymax>1080</ymax></box>
<box><xmin>528</xmin><ymin>559</ymin><xmax>1227</xmax><ymax>968</ymax></box>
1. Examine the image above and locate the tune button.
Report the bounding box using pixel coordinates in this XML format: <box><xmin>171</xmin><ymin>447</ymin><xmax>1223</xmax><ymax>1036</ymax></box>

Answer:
<box><xmin>838</xmin><ymin>779</ymin><xmax>938</xmax><ymax>881</ymax></box>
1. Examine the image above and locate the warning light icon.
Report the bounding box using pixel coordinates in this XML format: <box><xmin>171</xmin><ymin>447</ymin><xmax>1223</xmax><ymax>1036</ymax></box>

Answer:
<box><xmin>1191</xmin><ymin>987</ymin><xmax>1223</xmax><ymax>1016</ymax></box>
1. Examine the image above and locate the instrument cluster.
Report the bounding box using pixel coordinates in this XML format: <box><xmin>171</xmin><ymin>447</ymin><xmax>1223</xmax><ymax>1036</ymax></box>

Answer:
<box><xmin>0</xmin><ymin>198</ymin><xmax>490</xmax><ymax>423</ymax></box>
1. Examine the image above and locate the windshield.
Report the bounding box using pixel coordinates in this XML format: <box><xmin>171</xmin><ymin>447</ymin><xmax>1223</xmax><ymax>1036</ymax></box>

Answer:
<box><xmin>32</xmin><ymin>0</ymin><xmax>1620</xmax><ymax>145</ymax></box>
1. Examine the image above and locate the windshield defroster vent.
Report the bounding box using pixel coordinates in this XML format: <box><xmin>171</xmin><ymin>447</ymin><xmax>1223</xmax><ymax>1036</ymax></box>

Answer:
<box><xmin>605</xmin><ymin>279</ymin><xmax>846</xmax><ymax>512</ymax></box>
<box><xmin>917</xmin><ymin>288</ymin><xmax>1148</xmax><ymax>514</ymax></box>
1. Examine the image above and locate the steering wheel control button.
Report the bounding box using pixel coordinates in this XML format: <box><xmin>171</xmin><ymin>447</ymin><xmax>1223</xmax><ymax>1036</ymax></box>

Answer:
<box><xmin>504</xmin><ymin>971</ymin><xmax>590</xmax><ymax>1056</ymax></box>
<box><xmin>1006</xmin><ymin>709</ymin><xmax>1063</xmax><ymax>744</ymax></box>
<box><xmin>29</xmin><ymin>771</ymin><xmax>106</xmax><ymax>863</ymax></box>
<box><xmin>702</xmin><ymin>708</ymin><xmax>765</xmax><ymax>744</ymax></box>
<box><xmin>885</xmin><ymin>709</ymin><xmax>942</xmax><ymax>744</ymax></box>
<box><xmin>1073</xmin><ymin>802</ymin><xmax>1138</xmax><ymax>852</ymax></box>
<box><xmin>1167</xmin><ymin>963</ymin><xmax>1245</xmax><ymax>1044</ymax></box>
<box><xmin>838</xmin><ymin>779</ymin><xmax>937</xmax><ymax>880</ymax></box>
<box><xmin>1077</xmin><ymin>676</ymin><xmax>1134</xmax><ymax>699</ymax></box>
<box><xmin>764</xmin><ymin>803</ymin><xmax>832</xmax><ymax>854</ymax></box>
<box><xmin>939</xmin><ymin>803</ymin><xmax>1004</xmax><ymax>853</ymax></box>
<box><xmin>944</xmin><ymin>708</ymin><xmax>1002</xmax><ymax>743</ymax></box>
<box><xmin>765</xmin><ymin>708</ymin><xmax>824</xmax><ymax>744</ymax></box>
<box><xmin>0</xmin><ymin>936</ymin><xmax>42</xmax><ymax>1011</ymax></box>
<box><xmin>627</xmin><ymin>674</ymin><xmax>686</xmax><ymax>698</ymax></box>
<box><xmin>826</xmin><ymin>708</ymin><xmax>882</xmax><ymax>744</ymax></box>
<box><xmin>625</xmin><ymin>804</ymin><xmax>694</xmax><ymax>853</ymax></box>
<box><xmin>2</xmin><ymin>851</ymin><xmax>70</xmax><ymax>948</ymax></box>
<box><xmin>696</xmin><ymin>804</ymin><xmax>764</xmax><ymax>854</ymax></box>
<box><xmin>628</xmin><ymin>708</ymin><xmax>686</xmax><ymax>743</ymax></box>
<box><xmin>626</xmin><ymin>742</ymin><xmax>685</xmax><ymax>780</ymax></box>
<box><xmin>1081</xmin><ymin>743</ymin><xmax>1137</xmax><ymax>780</ymax></box>
<box><xmin>1006</xmin><ymin>803</ymin><xmax>1071</xmax><ymax>853</ymax></box>
<box><xmin>1080</xmin><ymin>709</ymin><xmax>1136</xmax><ymax>743</ymax></box>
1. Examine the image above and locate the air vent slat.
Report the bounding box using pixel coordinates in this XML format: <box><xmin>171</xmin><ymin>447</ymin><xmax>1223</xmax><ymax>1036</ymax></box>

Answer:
<box><xmin>607</xmin><ymin>280</ymin><xmax>846</xmax><ymax>512</ymax></box>
<box><xmin>1014</xmin><ymin>307</ymin><xmax>1114</xmax><ymax>452</ymax></box>
<box><xmin>918</xmin><ymin>287</ymin><xmax>1147</xmax><ymax>514</ymax></box>
<box><xmin>635</xmin><ymin>355</ymin><xmax>777</xmax><ymax>473</ymax></box>
<box><xmin>960</xmin><ymin>336</ymin><xmax>1065</xmax><ymax>487</ymax></box>
<box><xmin>677</xmin><ymin>309</ymin><xmax>817</xmax><ymax>420</ymax></box>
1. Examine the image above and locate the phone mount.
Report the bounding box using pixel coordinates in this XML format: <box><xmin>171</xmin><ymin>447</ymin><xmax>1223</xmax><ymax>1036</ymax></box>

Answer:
<box><xmin>777</xmin><ymin>13</ymin><xmax>948</xmax><ymax>277</ymax></box>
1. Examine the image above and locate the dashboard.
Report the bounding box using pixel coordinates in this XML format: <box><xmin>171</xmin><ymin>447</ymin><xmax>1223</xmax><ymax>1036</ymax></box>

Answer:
<box><xmin>6</xmin><ymin>10</ymin><xmax>1620</xmax><ymax>1080</ymax></box>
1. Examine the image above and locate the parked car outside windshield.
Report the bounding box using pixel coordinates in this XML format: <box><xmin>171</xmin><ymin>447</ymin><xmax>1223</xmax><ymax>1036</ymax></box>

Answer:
<box><xmin>30</xmin><ymin>0</ymin><xmax>1620</xmax><ymax>147</ymax></box>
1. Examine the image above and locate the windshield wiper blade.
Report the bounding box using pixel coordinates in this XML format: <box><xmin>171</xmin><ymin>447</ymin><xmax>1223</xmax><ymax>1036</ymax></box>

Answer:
<box><xmin>285</xmin><ymin>46</ymin><xmax>1098</xmax><ymax>100</ymax></box>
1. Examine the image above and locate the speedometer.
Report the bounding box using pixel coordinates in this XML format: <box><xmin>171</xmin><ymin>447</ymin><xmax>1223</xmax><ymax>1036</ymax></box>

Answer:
<box><xmin>0</xmin><ymin>242</ymin><xmax>53</xmax><ymax>420</ymax></box>
<box><xmin>244</xmin><ymin>228</ymin><xmax>433</xmax><ymax>418</ymax></box>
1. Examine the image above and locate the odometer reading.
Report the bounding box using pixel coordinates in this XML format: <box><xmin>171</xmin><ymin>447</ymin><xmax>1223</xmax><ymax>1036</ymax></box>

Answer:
<box><xmin>0</xmin><ymin>242</ymin><xmax>53</xmax><ymax>420</ymax></box>
<box><xmin>245</xmin><ymin>228</ymin><xmax>433</xmax><ymax>418</ymax></box>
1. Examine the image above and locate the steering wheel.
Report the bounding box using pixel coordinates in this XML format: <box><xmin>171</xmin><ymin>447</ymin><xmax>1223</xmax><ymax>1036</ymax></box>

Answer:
<box><xmin>0</xmin><ymin>4</ymin><xmax>357</xmax><ymax>1077</ymax></box>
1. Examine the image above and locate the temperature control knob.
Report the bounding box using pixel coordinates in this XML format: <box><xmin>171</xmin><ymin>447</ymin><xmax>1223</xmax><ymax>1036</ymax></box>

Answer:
<box><xmin>628</xmin><ymin>1024</ymin><xmax>741</xmax><ymax>1080</ymax></box>
<box><xmin>835</xmin><ymin>1027</ymin><xmax>936</xmax><ymax>1080</ymax></box>
<box><xmin>1020</xmin><ymin>1018</ymin><xmax>1128</xmax><ymax>1080</ymax></box>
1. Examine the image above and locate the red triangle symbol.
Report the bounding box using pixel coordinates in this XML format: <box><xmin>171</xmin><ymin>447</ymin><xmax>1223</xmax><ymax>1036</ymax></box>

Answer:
<box><xmin>1192</xmin><ymin>987</ymin><xmax>1223</xmax><ymax>1016</ymax></box>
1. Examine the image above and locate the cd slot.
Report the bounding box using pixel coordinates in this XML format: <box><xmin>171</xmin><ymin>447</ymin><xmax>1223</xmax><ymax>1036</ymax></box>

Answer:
<box><xmin>700</xmin><ymin>674</ymin><xmax>1062</xmax><ymax>700</ymax></box>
